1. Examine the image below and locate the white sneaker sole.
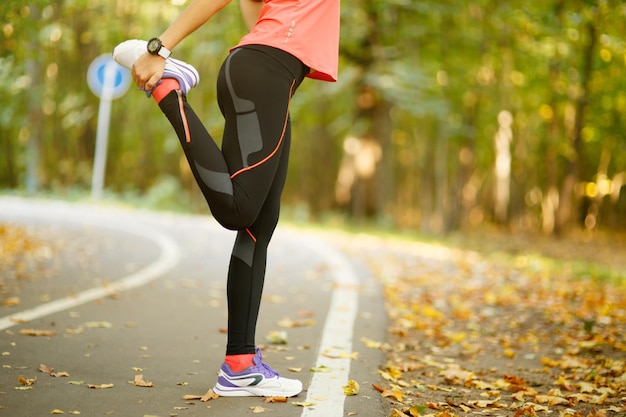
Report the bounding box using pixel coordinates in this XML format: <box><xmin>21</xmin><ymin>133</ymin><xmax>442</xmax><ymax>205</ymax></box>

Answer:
<box><xmin>213</xmin><ymin>379</ymin><xmax>303</xmax><ymax>397</ymax></box>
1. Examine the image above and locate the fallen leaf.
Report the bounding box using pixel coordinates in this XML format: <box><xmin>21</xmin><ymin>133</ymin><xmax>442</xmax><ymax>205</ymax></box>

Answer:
<box><xmin>540</xmin><ymin>356</ymin><xmax>559</xmax><ymax>367</ymax></box>
<box><xmin>535</xmin><ymin>394</ymin><xmax>570</xmax><ymax>406</ymax></box>
<box><xmin>381</xmin><ymin>389</ymin><xmax>404</xmax><ymax>402</ymax></box>
<box><xmin>292</xmin><ymin>401</ymin><xmax>315</xmax><ymax>407</ymax></box>
<box><xmin>83</xmin><ymin>321</ymin><xmax>113</xmax><ymax>329</ymax></box>
<box><xmin>87</xmin><ymin>383</ymin><xmax>114</xmax><ymax>389</ymax></box>
<box><xmin>3</xmin><ymin>297</ymin><xmax>20</xmax><ymax>307</ymax></box>
<box><xmin>591</xmin><ymin>392</ymin><xmax>609</xmax><ymax>405</ymax></box>
<box><xmin>379</xmin><ymin>365</ymin><xmax>403</xmax><ymax>380</ymax></box>
<box><xmin>264</xmin><ymin>397</ymin><xmax>288</xmax><ymax>403</ymax></box>
<box><xmin>322</xmin><ymin>350</ymin><xmax>359</xmax><ymax>359</ymax></box>
<box><xmin>129</xmin><ymin>374</ymin><xmax>153</xmax><ymax>387</ymax></box>
<box><xmin>465</xmin><ymin>398</ymin><xmax>505</xmax><ymax>408</ymax></box>
<box><xmin>361</xmin><ymin>337</ymin><xmax>383</xmax><ymax>349</ymax></box>
<box><xmin>310</xmin><ymin>365</ymin><xmax>331</xmax><ymax>373</ymax></box>
<box><xmin>18</xmin><ymin>376</ymin><xmax>36</xmax><ymax>386</ymax></box>
<box><xmin>20</xmin><ymin>329</ymin><xmax>56</xmax><ymax>337</ymax></box>
<box><xmin>39</xmin><ymin>364</ymin><xmax>54</xmax><ymax>374</ymax></box>
<box><xmin>439</xmin><ymin>366</ymin><xmax>474</xmax><ymax>385</ymax></box>
<box><xmin>265</xmin><ymin>330</ymin><xmax>288</xmax><ymax>345</ymax></box>
<box><xmin>430</xmin><ymin>384</ymin><xmax>454</xmax><ymax>392</ymax></box>
<box><xmin>51</xmin><ymin>409</ymin><xmax>65</xmax><ymax>414</ymax></box>
<box><xmin>407</xmin><ymin>405</ymin><xmax>428</xmax><ymax>416</ymax></box>
<box><xmin>343</xmin><ymin>379</ymin><xmax>360</xmax><ymax>396</ymax></box>
<box><xmin>200</xmin><ymin>389</ymin><xmax>219</xmax><ymax>402</ymax></box>
<box><xmin>511</xmin><ymin>402</ymin><xmax>549</xmax><ymax>413</ymax></box>
<box><xmin>277</xmin><ymin>317</ymin><xmax>315</xmax><ymax>328</ymax></box>
<box><xmin>608</xmin><ymin>405</ymin><xmax>626</xmax><ymax>413</ymax></box>
<box><xmin>250</xmin><ymin>406</ymin><xmax>266</xmax><ymax>413</ymax></box>
<box><xmin>473</xmin><ymin>380</ymin><xmax>497</xmax><ymax>390</ymax></box>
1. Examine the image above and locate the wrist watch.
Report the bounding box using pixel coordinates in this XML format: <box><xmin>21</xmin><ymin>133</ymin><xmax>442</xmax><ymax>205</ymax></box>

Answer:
<box><xmin>147</xmin><ymin>37</ymin><xmax>171</xmax><ymax>59</ymax></box>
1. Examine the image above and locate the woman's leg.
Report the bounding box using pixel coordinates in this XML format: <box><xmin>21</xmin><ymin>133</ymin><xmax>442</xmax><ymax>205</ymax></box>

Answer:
<box><xmin>225</xmin><ymin>124</ymin><xmax>290</xmax><ymax>354</ymax></box>
<box><xmin>155</xmin><ymin>46</ymin><xmax>307</xmax><ymax>358</ymax></box>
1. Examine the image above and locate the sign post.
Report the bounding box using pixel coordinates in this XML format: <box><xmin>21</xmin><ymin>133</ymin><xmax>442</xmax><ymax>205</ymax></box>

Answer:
<box><xmin>87</xmin><ymin>54</ymin><xmax>131</xmax><ymax>200</ymax></box>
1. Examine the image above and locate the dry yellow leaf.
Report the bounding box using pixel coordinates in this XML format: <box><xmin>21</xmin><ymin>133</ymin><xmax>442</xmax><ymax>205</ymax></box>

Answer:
<box><xmin>591</xmin><ymin>392</ymin><xmax>609</xmax><ymax>405</ymax></box>
<box><xmin>130</xmin><ymin>374</ymin><xmax>153</xmax><ymax>387</ymax></box>
<box><xmin>439</xmin><ymin>366</ymin><xmax>474</xmax><ymax>384</ymax></box>
<box><xmin>18</xmin><ymin>376</ymin><xmax>36</xmax><ymax>386</ymax></box>
<box><xmin>535</xmin><ymin>395</ymin><xmax>569</xmax><ymax>406</ymax></box>
<box><xmin>291</xmin><ymin>401</ymin><xmax>315</xmax><ymax>407</ymax></box>
<box><xmin>381</xmin><ymin>389</ymin><xmax>404</xmax><ymax>402</ymax></box>
<box><xmin>87</xmin><ymin>383</ymin><xmax>114</xmax><ymax>389</ymax></box>
<box><xmin>4</xmin><ymin>297</ymin><xmax>20</xmax><ymax>307</ymax></box>
<box><xmin>343</xmin><ymin>379</ymin><xmax>360</xmax><ymax>396</ymax></box>
<box><xmin>200</xmin><ymin>389</ymin><xmax>219</xmax><ymax>402</ymax></box>
<box><xmin>20</xmin><ymin>329</ymin><xmax>56</xmax><ymax>337</ymax></box>
<box><xmin>473</xmin><ymin>380</ymin><xmax>497</xmax><ymax>390</ymax></box>
<box><xmin>361</xmin><ymin>337</ymin><xmax>382</xmax><ymax>349</ymax></box>
<box><xmin>264</xmin><ymin>396</ymin><xmax>288</xmax><ymax>403</ymax></box>
<box><xmin>265</xmin><ymin>330</ymin><xmax>288</xmax><ymax>344</ymax></box>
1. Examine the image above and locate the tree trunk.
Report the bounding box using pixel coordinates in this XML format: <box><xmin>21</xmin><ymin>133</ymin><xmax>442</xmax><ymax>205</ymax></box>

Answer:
<box><xmin>555</xmin><ymin>21</ymin><xmax>596</xmax><ymax>234</ymax></box>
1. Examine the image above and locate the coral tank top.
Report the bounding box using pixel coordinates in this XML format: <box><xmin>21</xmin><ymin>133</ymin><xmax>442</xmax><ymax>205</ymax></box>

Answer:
<box><xmin>235</xmin><ymin>0</ymin><xmax>340</xmax><ymax>82</ymax></box>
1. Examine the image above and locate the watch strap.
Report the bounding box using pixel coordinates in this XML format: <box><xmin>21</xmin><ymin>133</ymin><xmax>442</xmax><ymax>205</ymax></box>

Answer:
<box><xmin>157</xmin><ymin>45</ymin><xmax>171</xmax><ymax>59</ymax></box>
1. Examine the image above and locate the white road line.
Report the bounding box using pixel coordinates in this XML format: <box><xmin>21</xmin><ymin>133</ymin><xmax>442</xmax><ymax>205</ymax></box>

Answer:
<box><xmin>298</xmin><ymin>234</ymin><xmax>360</xmax><ymax>417</ymax></box>
<box><xmin>0</xmin><ymin>198</ymin><xmax>181</xmax><ymax>331</ymax></box>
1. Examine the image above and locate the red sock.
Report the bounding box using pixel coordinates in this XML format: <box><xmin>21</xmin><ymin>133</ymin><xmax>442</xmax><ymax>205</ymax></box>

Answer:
<box><xmin>152</xmin><ymin>78</ymin><xmax>180</xmax><ymax>103</ymax></box>
<box><xmin>225</xmin><ymin>353</ymin><xmax>255</xmax><ymax>373</ymax></box>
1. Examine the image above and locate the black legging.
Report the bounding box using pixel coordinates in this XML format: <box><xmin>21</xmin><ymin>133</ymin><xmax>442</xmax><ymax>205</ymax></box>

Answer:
<box><xmin>157</xmin><ymin>45</ymin><xmax>309</xmax><ymax>355</ymax></box>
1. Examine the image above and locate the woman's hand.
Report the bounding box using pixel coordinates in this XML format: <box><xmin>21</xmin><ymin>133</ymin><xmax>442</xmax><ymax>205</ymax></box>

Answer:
<box><xmin>132</xmin><ymin>52</ymin><xmax>166</xmax><ymax>92</ymax></box>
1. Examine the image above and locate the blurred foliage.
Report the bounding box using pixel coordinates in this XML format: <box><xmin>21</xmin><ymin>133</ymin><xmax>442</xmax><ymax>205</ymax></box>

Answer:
<box><xmin>1</xmin><ymin>0</ymin><xmax>625</xmax><ymax>235</ymax></box>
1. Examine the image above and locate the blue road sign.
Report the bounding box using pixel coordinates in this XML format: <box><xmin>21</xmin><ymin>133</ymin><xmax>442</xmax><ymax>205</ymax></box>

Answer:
<box><xmin>87</xmin><ymin>54</ymin><xmax>131</xmax><ymax>100</ymax></box>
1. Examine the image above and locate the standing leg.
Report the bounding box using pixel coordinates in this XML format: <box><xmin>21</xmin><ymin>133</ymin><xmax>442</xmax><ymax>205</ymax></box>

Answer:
<box><xmin>225</xmin><ymin>116</ymin><xmax>291</xmax><ymax>355</ymax></box>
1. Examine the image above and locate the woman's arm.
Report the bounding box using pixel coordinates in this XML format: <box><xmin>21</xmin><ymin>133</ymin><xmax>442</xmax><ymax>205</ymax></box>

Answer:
<box><xmin>132</xmin><ymin>0</ymin><xmax>232</xmax><ymax>91</ymax></box>
<box><xmin>240</xmin><ymin>0</ymin><xmax>264</xmax><ymax>32</ymax></box>
<box><xmin>159</xmin><ymin>0</ymin><xmax>232</xmax><ymax>51</ymax></box>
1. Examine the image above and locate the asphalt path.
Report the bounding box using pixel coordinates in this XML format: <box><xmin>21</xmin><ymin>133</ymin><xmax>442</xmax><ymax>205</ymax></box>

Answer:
<box><xmin>0</xmin><ymin>197</ymin><xmax>389</xmax><ymax>417</ymax></box>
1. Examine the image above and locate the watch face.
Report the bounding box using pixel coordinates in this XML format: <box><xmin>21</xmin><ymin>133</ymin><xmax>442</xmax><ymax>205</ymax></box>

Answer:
<box><xmin>147</xmin><ymin>38</ymin><xmax>161</xmax><ymax>54</ymax></box>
